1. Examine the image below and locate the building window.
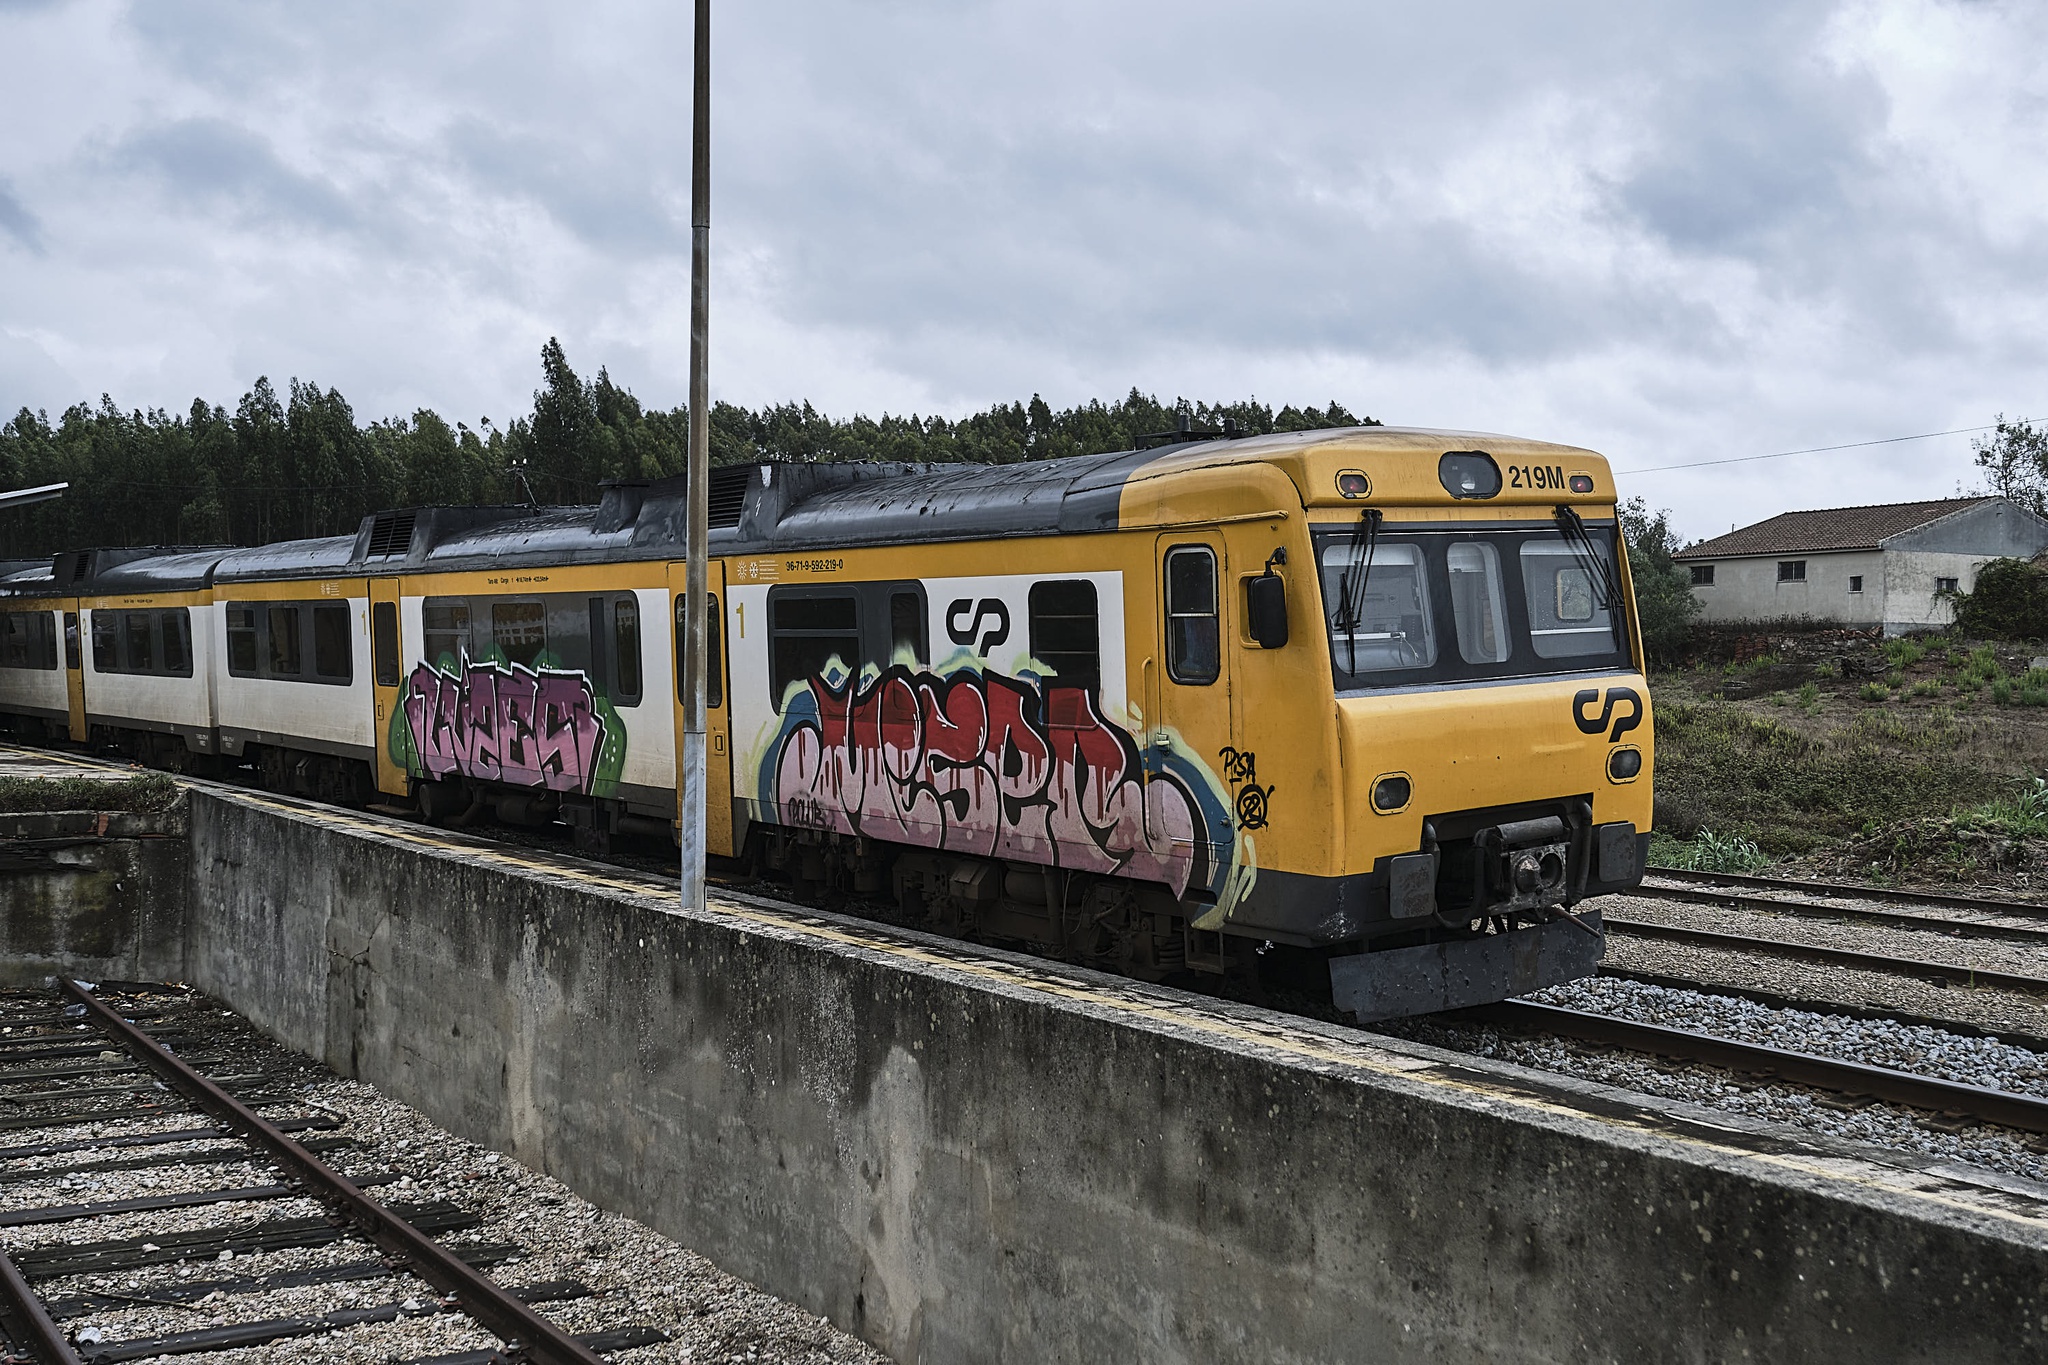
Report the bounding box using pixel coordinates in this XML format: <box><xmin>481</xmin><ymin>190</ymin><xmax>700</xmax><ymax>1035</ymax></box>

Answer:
<box><xmin>1777</xmin><ymin>560</ymin><xmax>1806</xmax><ymax>582</ymax></box>
<box><xmin>1848</xmin><ymin>576</ymin><xmax>1863</xmax><ymax>593</ymax></box>
<box><xmin>1936</xmin><ymin>576</ymin><xmax>1960</xmax><ymax>594</ymax></box>
<box><xmin>1689</xmin><ymin>564</ymin><xmax>1714</xmax><ymax>586</ymax></box>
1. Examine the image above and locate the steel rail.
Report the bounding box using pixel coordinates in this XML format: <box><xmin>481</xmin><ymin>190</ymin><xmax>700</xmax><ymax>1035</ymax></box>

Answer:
<box><xmin>1629</xmin><ymin>882</ymin><xmax>2048</xmax><ymax>946</ymax></box>
<box><xmin>0</xmin><ymin>1243</ymin><xmax>83</xmax><ymax>1365</ymax></box>
<box><xmin>1646</xmin><ymin>867</ymin><xmax>2048</xmax><ymax>919</ymax></box>
<box><xmin>1596</xmin><ymin>966</ymin><xmax>2048</xmax><ymax>1055</ymax></box>
<box><xmin>1600</xmin><ymin>916</ymin><xmax>2048</xmax><ymax>995</ymax></box>
<box><xmin>1468</xmin><ymin>1000</ymin><xmax>2048</xmax><ymax>1135</ymax></box>
<box><xmin>59</xmin><ymin>980</ymin><xmax>605</xmax><ymax>1365</ymax></box>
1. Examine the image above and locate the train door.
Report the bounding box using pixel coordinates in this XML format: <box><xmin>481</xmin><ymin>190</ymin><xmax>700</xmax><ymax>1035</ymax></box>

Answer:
<box><xmin>1151</xmin><ymin>532</ymin><xmax>1234</xmax><ymax>878</ymax></box>
<box><xmin>668</xmin><ymin>562</ymin><xmax>733</xmax><ymax>857</ymax></box>
<box><xmin>368</xmin><ymin>578</ymin><xmax>408</xmax><ymax>797</ymax></box>
<box><xmin>61</xmin><ymin>606</ymin><xmax>85</xmax><ymax>741</ymax></box>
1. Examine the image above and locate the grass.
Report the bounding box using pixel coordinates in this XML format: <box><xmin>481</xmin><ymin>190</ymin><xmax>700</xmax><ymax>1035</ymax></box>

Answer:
<box><xmin>1650</xmin><ymin>699</ymin><xmax>2005</xmax><ymax>858</ymax></box>
<box><xmin>0</xmin><ymin>773</ymin><xmax>179</xmax><ymax>813</ymax></box>
<box><xmin>1648</xmin><ymin>828</ymin><xmax>1770</xmax><ymax>873</ymax></box>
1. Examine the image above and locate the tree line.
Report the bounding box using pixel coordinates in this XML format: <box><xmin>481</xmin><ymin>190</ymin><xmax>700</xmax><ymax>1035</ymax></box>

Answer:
<box><xmin>0</xmin><ymin>338</ymin><xmax>1378</xmax><ymax>557</ymax></box>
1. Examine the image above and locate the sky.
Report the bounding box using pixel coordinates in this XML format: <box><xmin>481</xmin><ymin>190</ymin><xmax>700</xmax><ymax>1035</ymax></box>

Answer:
<box><xmin>2</xmin><ymin>0</ymin><xmax>2046</xmax><ymax>543</ymax></box>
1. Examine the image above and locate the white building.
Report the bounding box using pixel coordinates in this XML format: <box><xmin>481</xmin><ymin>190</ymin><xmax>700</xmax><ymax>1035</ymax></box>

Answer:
<box><xmin>1674</xmin><ymin>496</ymin><xmax>2048</xmax><ymax>635</ymax></box>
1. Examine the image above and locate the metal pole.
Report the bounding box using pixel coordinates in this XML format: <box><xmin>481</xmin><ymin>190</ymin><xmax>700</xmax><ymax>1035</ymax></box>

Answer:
<box><xmin>680</xmin><ymin>0</ymin><xmax>711</xmax><ymax>912</ymax></box>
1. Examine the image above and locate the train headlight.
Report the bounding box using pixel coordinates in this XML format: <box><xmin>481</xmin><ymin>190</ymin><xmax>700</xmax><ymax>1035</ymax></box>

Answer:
<box><xmin>1371</xmin><ymin>773</ymin><xmax>1412</xmax><ymax>813</ymax></box>
<box><xmin>1438</xmin><ymin>451</ymin><xmax>1501</xmax><ymax>499</ymax></box>
<box><xmin>1607</xmin><ymin>746</ymin><xmax>1643</xmax><ymax>782</ymax></box>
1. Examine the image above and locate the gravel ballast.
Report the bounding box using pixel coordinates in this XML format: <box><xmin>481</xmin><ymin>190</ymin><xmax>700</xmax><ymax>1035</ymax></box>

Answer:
<box><xmin>1376</xmin><ymin>974</ymin><xmax>2048</xmax><ymax>1185</ymax></box>
<box><xmin>0</xmin><ymin>990</ymin><xmax>888</xmax><ymax>1365</ymax></box>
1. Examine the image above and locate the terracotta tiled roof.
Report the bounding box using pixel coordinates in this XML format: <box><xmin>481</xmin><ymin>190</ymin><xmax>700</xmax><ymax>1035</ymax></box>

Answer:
<box><xmin>1674</xmin><ymin>498</ymin><xmax>1993</xmax><ymax>560</ymax></box>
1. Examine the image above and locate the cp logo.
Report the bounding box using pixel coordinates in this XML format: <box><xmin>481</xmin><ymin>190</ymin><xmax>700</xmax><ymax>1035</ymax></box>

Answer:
<box><xmin>1572</xmin><ymin>686</ymin><xmax>1643</xmax><ymax>742</ymax></box>
<box><xmin>945</xmin><ymin>598</ymin><xmax>1011</xmax><ymax>656</ymax></box>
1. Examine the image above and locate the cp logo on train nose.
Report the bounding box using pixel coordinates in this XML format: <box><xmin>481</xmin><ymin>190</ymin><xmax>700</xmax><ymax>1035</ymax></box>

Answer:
<box><xmin>1572</xmin><ymin>686</ymin><xmax>1643</xmax><ymax>742</ymax></box>
<box><xmin>945</xmin><ymin>598</ymin><xmax>1011</xmax><ymax>656</ymax></box>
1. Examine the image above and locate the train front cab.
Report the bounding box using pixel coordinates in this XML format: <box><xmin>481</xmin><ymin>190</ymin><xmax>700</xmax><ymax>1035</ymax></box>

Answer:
<box><xmin>1185</xmin><ymin>441</ymin><xmax>1653</xmax><ymax>1022</ymax></box>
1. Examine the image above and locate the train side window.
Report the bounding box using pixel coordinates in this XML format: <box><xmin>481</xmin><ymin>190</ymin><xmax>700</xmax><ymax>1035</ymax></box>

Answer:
<box><xmin>769</xmin><ymin>591</ymin><xmax>859</xmax><ymax>699</ymax></box>
<box><xmin>161</xmin><ymin>609</ymin><xmax>191</xmax><ymax>676</ymax></box>
<box><xmin>1164</xmin><ymin>547</ymin><xmax>1219</xmax><ymax>685</ymax></box>
<box><xmin>423</xmin><ymin>599</ymin><xmax>470</xmax><ymax>670</ymax></box>
<box><xmin>226</xmin><ymin>605</ymin><xmax>260</xmax><ymax>676</ymax></box>
<box><xmin>1028</xmin><ymin>580</ymin><xmax>1100</xmax><ymax>686</ymax></box>
<box><xmin>491</xmin><ymin>601</ymin><xmax>547</xmax><ymax>667</ymax></box>
<box><xmin>889</xmin><ymin>590</ymin><xmax>927</xmax><ymax>667</ymax></box>
<box><xmin>225</xmin><ymin>606</ymin><xmax>258</xmax><ymax>675</ymax></box>
<box><xmin>1320</xmin><ymin>540</ymin><xmax>1436</xmax><ymax>675</ymax></box>
<box><xmin>706</xmin><ymin>595</ymin><xmax>723</xmax><ymax>709</ymax></box>
<box><xmin>124</xmin><ymin>612</ymin><xmax>155</xmax><ymax>673</ymax></box>
<box><xmin>614</xmin><ymin>597</ymin><xmax>642</xmax><ymax>706</ymax></box>
<box><xmin>372</xmin><ymin>603</ymin><xmax>400</xmax><ymax>687</ymax></box>
<box><xmin>90</xmin><ymin>614</ymin><xmax>116</xmax><ymax>673</ymax></box>
<box><xmin>267</xmin><ymin>606</ymin><xmax>303</xmax><ymax>677</ymax></box>
<box><xmin>63</xmin><ymin>613</ymin><xmax>79</xmax><ymax>671</ymax></box>
<box><xmin>1446</xmin><ymin>542</ymin><xmax>1510</xmax><ymax>665</ymax></box>
<box><xmin>312</xmin><ymin>604</ymin><xmax>351</xmax><ymax>682</ymax></box>
<box><xmin>0</xmin><ymin>614</ymin><xmax>27</xmax><ymax>670</ymax></box>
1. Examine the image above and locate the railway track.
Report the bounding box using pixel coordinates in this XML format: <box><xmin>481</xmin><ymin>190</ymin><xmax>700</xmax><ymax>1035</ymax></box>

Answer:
<box><xmin>1599</xmin><ymin>915</ymin><xmax>2048</xmax><ymax>995</ymax></box>
<box><xmin>1646</xmin><ymin>866</ymin><xmax>2048</xmax><ymax>920</ymax></box>
<box><xmin>1466</xmin><ymin>999</ymin><xmax>2048</xmax><ymax>1137</ymax></box>
<box><xmin>1634</xmin><ymin>877</ymin><xmax>2048</xmax><ymax>946</ymax></box>
<box><xmin>0</xmin><ymin>982</ymin><xmax>667</xmax><ymax>1365</ymax></box>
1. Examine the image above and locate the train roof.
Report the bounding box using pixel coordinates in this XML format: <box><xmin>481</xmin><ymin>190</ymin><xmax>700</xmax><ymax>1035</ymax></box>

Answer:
<box><xmin>2</xmin><ymin>426</ymin><xmax>1612</xmax><ymax>592</ymax></box>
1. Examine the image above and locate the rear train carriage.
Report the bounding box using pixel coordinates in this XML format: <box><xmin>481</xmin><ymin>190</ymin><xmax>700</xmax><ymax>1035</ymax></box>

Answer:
<box><xmin>0</xmin><ymin>427</ymin><xmax>1654</xmax><ymax>1018</ymax></box>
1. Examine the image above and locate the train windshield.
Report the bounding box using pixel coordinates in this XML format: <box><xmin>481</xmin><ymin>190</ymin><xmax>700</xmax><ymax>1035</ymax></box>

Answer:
<box><xmin>1317</xmin><ymin>521</ymin><xmax>1629</xmax><ymax>691</ymax></box>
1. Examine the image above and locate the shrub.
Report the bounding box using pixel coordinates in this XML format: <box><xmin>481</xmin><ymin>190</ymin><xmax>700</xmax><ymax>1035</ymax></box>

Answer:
<box><xmin>1952</xmin><ymin>559</ymin><xmax>2048</xmax><ymax>640</ymax></box>
<box><xmin>1884</xmin><ymin>637</ymin><xmax>1928</xmax><ymax>669</ymax></box>
<box><xmin>1859</xmin><ymin>681</ymin><xmax>1889</xmax><ymax>702</ymax></box>
<box><xmin>1911</xmin><ymin>679</ymin><xmax>1941</xmax><ymax>698</ymax></box>
<box><xmin>0</xmin><ymin>773</ymin><xmax>178</xmax><ymax>813</ymax></box>
<box><xmin>1960</xmin><ymin>777</ymin><xmax>2048</xmax><ymax>837</ymax></box>
<box><xmin>1796</xmin><ymin>681</ymin><xmax>1819</xmax><ymax>707</ymax></box>
<box><xmin>1993</xmin><ymin>678</ymin><xmax>2015</xmax><ymax>705</ymax></box>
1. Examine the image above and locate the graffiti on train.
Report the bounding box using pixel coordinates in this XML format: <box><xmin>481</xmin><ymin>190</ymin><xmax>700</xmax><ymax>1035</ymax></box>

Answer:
<box><xmin>401</xmin><ymin>658</ymin><xmax>610</xmax><ymax>793</ymax></box>
<box><xmin>761</xmin><ymin>665</ymin><xmax>1233</xmax><ymax>899</ymax></box>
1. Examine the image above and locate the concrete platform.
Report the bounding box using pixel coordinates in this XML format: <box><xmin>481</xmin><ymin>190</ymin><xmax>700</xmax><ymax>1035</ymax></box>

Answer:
<box><xmin>1</xmin><ymin>757</ymin><xmax>2044</xmax><ymax>1361</ymax></box>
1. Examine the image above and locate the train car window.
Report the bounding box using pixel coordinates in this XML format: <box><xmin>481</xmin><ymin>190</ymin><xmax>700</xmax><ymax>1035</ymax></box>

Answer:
<box><xmin>889</xmin><ymin>591</ymin><xmax>927</xmax><ymax>666</ymax></box>
<box><xmin>1164</xmin><ymin>548</ymin><xmax>1220</xmax><ymax>685</ymax></box>
<box><xmin>90</xmin><ymin>614</ymin><xmax>116</xmax><ymax>673</ymax></box>
<box><xmin>1320</xmin><ymin>540</ymin><xmax>1437</xmax><ymax>675</ymax></box>
<box><xmin>1446</xmin><ymin>542</ymin><xmax>1510</xmax><ymax>664</ymax></box>
<box><xmin>226</xmin><ymin>605</ymin><xmax>260</xmax><ymax>676</ymax></box>
<box><xmin>372</xmin><ymin>603</ymin><xmax>400</xmax><ymax>687</ymax></box>
<box><xmin>769</xmin><ymin>591</ymin><xmax>859</xmax><ymax>699</ymax></box>
<box><xmin>491</xmin><ymin>601</ymin><xmax>547</xmax><ymax>667</ymax></box>
<box><xmin>707</xmin><ymin>595</ymin><xmax>723</xmax><ymax>709</ymax></box>
<box><xmin>64</xmin><ymin>613</ymin><xmax>79</xmax><ymax>671</ymax></box>
<box><xmin>0</xmin><ymin>614</ymin><xmax>32</xmax><ymax>670</ymax></box>
<box><xmin>1520</xmin><ymin>541</ymin><xmax>1616</xmax><ymax>659</ymax></box>
<box><xmin>124</xmin><ymin>612</ymin><xmax>155</xmax><ymax>672</ymax></box>
<box><xmin>161</xmin><ymin>609</ymin><xmax>191</xmax><ymax>675</ymax></box>
<box><xmin>423</xmin><ymin>599</ymin><xmax>470</xmax><ymax>670</ymax></box>
<box><xmin>267</xmin><ymin>606</ymin><xmax>303</xmax><ymax>677</ymax></box>
<box><xmin>613</xmin><ymin>597</ymin><xmax>642</xmax><ymax>705</ymax></box>
<box><xmin>1028</xmin><ymin>580</ymin><xmax>1100</xmax><ymax>686</ymax></box>
<box><xmin>312</xmin><ymin>605</ymin><xmax>351</xmax><ymax>682</ymax></box>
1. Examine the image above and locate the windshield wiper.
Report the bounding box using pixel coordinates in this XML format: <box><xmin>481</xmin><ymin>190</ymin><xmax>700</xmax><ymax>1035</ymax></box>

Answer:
<box><xmin>1553</xmin><ymin>505</ymin><xmax>1626</xmax><ymax>649</ymax></box>
<box><xmin>1332</xmin><ymin>508</ymin><xmax>1383</xmax><ymax>674</ymax></box>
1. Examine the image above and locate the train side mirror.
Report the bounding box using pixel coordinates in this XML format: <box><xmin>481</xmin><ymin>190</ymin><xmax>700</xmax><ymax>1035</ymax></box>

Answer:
<box><xmin>1248</xmin><ymin>572</ymin><xmax>1289</xmax><ymax>649</ymax></box>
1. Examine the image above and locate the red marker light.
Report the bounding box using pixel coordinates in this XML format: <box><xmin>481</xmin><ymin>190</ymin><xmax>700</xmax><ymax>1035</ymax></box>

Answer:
<box><xmin>1337</xmin><ymin>470</ymin><xmax>1371</xmax><ymax>498</ymax></box>
<box><xmin>1568</xmin><ymin>473</ymin><xmax>1595</xmax><ymax>494</ymax></box>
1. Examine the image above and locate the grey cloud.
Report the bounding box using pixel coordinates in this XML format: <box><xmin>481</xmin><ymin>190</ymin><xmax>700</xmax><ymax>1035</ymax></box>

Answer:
<box><xmin>110</xmin><ymin>117</ymin><xmax>358</xmax><ymax>231</ymax></box>
<box><xmin>0</xmin><ymin>178</ymin><xmax>42</xmax><ymax>253</ymax></box>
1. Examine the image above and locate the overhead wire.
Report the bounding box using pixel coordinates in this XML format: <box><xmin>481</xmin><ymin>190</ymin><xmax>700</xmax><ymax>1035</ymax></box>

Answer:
<box><xmin>1613</xmin><ymin>421</ymin><xmax>2034</xmax><ymax>476</ymax></box>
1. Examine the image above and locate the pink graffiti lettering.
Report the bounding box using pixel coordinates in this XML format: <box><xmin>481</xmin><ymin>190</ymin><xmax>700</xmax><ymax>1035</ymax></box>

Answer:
<box><xmin>771</xmin><ymin>667</ymin><xmax>1210</xmax><ymax>897</ymax></box>
<box><xmin>404</xmin><ymin>658</ymin><xmax>606</xmax><ymax>794</ymax></box>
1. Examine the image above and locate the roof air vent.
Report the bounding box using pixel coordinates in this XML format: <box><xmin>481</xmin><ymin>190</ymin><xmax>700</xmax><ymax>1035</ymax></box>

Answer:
<box><xmin>708</xmin><ymin>466</ymin><xmax>754</xmax><ymax>529</ymax></box>
<box><xmin>365</xmin><ymin>510</ymin><xmax>418</xmax><ymax>559</ymax></box>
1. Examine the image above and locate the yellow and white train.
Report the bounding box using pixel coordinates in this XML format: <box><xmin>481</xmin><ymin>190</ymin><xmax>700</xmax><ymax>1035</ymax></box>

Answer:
<box><xmin>0</xmin><ymin>427</ymin><xmax>1653</xmax><ymax>1019</ymax></box>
